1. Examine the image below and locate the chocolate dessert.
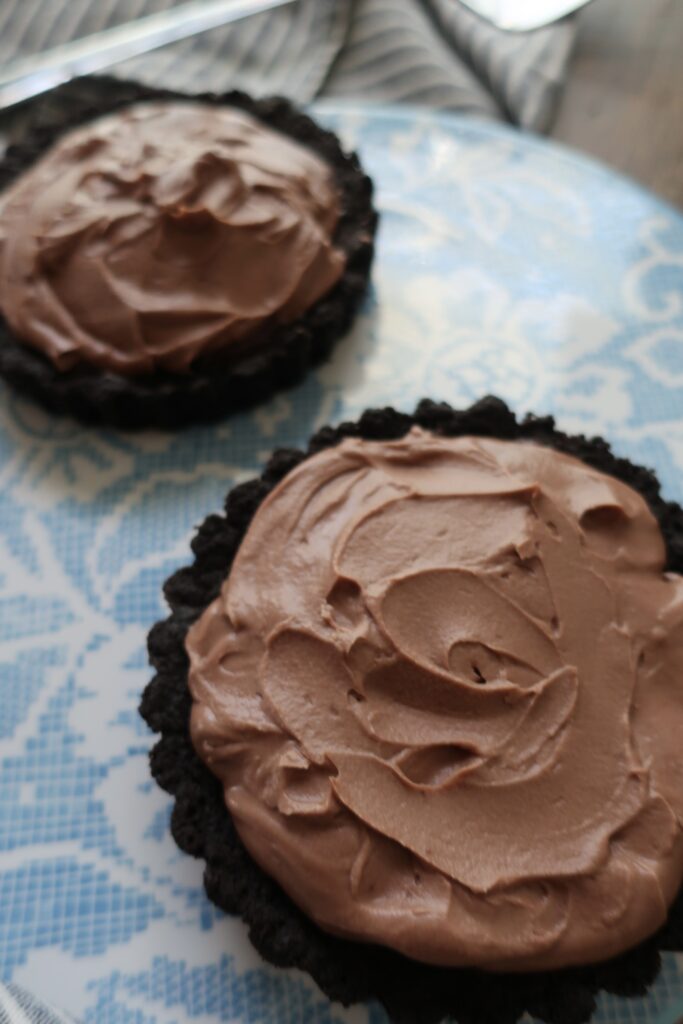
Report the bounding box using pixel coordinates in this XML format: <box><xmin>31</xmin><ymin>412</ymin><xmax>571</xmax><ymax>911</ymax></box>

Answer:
<box><xmin>0</xmin><ymin>77</ymin><xmax>376</xmax><ymax>427</ymax></box>
<box><xmin>142</xmin><ymin>397</ymin><xmax>683</xmax><ymax>1024</ymax></box>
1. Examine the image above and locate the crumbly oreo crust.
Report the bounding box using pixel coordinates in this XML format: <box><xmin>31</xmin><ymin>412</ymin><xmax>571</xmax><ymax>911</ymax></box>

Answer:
<box><xmin>141</xmin><ymin>397</ymin><xmax>683</xmax><ymax>1024</ymax></box>
<box><xmin>0</xmin><ymin>76</ymin><xmax>377</xmax><ymax>429</ymax></box>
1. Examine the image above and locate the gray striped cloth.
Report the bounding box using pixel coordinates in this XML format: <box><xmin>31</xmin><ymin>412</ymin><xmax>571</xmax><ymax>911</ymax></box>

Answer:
<box><xmin>0</xmin><ymin>0</ymin><xmax>577</xmax><ymax>131</ymax></box>
<box><xmin>0</xmin><ymin>983</ymin><xmax>78</xmax><ymax>1024</ymax></box>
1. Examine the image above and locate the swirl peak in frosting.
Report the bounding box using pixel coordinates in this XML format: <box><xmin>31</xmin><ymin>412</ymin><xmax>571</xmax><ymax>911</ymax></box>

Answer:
<box><xmin>0</xmin><ymin>102</ymin><xmax>346</xmax><ymax>376</ymax></box>
<box><xmin>187</xmin><ymin>429</ymin><xmax>683</xmax><ymax>970</ymax></box>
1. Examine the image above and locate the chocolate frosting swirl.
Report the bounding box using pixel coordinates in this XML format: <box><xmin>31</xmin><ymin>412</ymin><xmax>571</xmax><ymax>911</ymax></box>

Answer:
<box><xmin>0</xmin><ymin>102</ymin><xmax>345</xmax><ymax>376</ymax></box>
<box><xmin>187</xmin><ymin>429</ymin><xmax>683</xmax><ymax>970</ymax></box>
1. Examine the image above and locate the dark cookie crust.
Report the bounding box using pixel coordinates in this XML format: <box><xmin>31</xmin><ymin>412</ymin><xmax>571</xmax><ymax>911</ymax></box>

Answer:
<box><xmin>141</xmin><ymin>397</ymin><xmax>683</xmax><ymax>1024</ymax></box>
<box><xmin>0</xmin><ymin>76</ymin><xmax>377</xmax><ymax>429</ymax></box>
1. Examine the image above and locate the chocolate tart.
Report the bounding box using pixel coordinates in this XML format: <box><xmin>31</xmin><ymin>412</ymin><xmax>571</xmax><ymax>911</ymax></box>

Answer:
<box><xmin>141</xmin><ymin>396</ymin><xmax>683</xmax><ymax>1024</ymax></box>
<box><xmin>0</xmin><ymin>76</ymin><xmax>376</xmax><ymax>429</ymax></box>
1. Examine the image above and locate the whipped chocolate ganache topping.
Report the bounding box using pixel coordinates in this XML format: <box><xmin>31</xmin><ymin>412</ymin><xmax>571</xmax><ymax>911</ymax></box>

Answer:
<box><xmin>187</xmin><ymin>429</ymin><xmax>683</xmax><ymax>971</ymax></box>
<box><xmin>0</xmin><ymin>102</ymin><xmax>345</xmax><ymax>376</ymax></box>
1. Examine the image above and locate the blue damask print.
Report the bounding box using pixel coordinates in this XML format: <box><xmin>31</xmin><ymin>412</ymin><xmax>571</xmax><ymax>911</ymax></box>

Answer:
<box><xmin>1</xmin><ymin>105</ymin><xmax>682</xmax><ymax>1023</ymax></box>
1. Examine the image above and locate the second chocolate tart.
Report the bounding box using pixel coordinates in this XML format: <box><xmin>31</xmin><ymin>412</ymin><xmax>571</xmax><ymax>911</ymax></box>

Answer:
<box><xmin>0</xmin><ymin>76</ymin><xmax>377</xmax><ymax>428</ymax></box>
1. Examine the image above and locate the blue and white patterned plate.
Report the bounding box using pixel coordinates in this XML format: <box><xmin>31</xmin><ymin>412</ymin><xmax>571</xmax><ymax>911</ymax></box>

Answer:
<box><xmin>1</xmin><ymin>105</ymin><xmax>683</xmax><ymax>1024</ymax></box>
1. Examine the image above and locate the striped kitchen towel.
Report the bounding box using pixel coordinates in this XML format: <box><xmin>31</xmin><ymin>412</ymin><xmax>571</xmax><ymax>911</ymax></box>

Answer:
<box><xmin>0</xmin><ymin>983</ymin><xmax>78</xmax><ymax>1024</ymax></box>
<box><xmin>0</xmin><ymin>0</ymin><xmax>577</xmax><ymax>131</ymax></box>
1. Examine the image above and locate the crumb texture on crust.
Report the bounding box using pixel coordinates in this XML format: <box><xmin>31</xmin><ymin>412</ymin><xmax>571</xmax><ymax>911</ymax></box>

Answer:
<box><xmin>0</xmin><ymin>76</ymin><xmax>377</xmax><ymax>428</ymax></box>
<box><xmin>141</xmin><ymin>396</ymin><xmax>683</xmax><ymax>1024</ymax></box>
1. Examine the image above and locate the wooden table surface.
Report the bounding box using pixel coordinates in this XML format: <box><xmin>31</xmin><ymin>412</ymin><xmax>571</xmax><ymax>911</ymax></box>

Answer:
<box><xmin>552</xmin><ymin>0</ymin><xmax>683</xmax><ymax>209</ymax></box>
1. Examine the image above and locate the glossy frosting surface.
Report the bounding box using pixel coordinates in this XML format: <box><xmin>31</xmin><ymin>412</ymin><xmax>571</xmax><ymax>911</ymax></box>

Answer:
<box><xmin>0</xmin><ymin>102</ymin><xmax>345</xmax><ymax>376</ymax></box>
<box><xmin>187</xmin><ymin>430</ymin><xmax>683</xmax><ymax>970</ymax></box>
